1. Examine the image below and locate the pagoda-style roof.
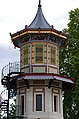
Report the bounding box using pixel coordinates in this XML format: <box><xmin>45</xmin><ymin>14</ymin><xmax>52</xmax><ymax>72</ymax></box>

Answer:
<box><xmin>28</xmin><ymin>0</ymin><xmax>51</xmax><ymax>29</ymax></box>
<box><xmin>10</xmin><ymin>0</ymin><xmax>68</xmax><ymax>48</ymax></box>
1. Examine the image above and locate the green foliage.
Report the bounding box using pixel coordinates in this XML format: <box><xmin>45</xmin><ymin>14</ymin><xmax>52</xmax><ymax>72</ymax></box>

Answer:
<box><xmin>60</xmin><ymin>8</ymin><xmax>79</xmax><ymax>119</ymax></box>
<box><xmin>9</xmin><ymin>98</ymin><xmax>16</xmax><ymax>118</ymax></box>
<box><xmin>68</xmin><ymin>8</ymin><xmax>79</xmax><ymax>39</ymax></box>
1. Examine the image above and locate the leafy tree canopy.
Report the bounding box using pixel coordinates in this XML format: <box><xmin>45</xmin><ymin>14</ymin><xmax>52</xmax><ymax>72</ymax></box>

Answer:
<box><xmin>9</xmin><ymin>98</ymin><xmax>16</xmax><ymax>118</ymax></box>
<box><xmin>60</xmin><ymin>8</ymin><xmax>79</xmax><ymax>119</ymax></box>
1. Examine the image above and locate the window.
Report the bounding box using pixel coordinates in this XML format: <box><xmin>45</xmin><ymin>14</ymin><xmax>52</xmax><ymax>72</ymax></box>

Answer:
<box><xmin>36</xmin><ymin>94</ymin><xmax>42</xmax><ymax>111</ymax></box>
<box><xmin>22</xmin><ymin>44</ymin><xmax>30</xmax><ymax>66</ymax></box>
<box><xmin>20</xmin><ymin>95</ymin><xmax>24</xmax><ymax>115</ymax></box>
<box><xmin>53</xmin><ymin>94</ymin><xmax>59</xmax><ymax>112</ymax></box>
<box><xmin>50</xmin><ymin>46</ymin><xmax>56</xmax><ymax>65</ymax></box>
<box><xmin>54</xmin><ymin>95</ymin><xmax>58</xmax><ymax>112</ymax></box>
<box><xmin>35</xmin><ymin>44</ymin><xmax>44</xmax><ymax>63</ymax></box>
<box><xmin>34</xmin><ymin>93</ymin><xmax>44</xmax><ymax>112</ymax></box>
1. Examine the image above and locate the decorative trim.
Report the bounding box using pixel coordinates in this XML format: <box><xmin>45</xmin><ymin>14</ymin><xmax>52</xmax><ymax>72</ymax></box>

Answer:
<box><xmin>33</xmin><ymin>80</ymin><xmax>45</xmax><ymax>84</ymax></box>
<box><xmin>48</xmin><ymin>66</ymin><xmax>59</xmax><ymax>74</ymax></box>
<box><xmin>52</xmin><ymin>88</ymin><xmax>60</xmax><ymax>112</ymax></box>
<box><xmin>11</xmin><ymin>30</ymin><xmax>67</xmax><ymax>40</ymax></box>
<box><xmin>30</xmin><ymin>43</ymin><xmax>32</xmax><ymax>73</ymax></box>
<box><xmin>18</xmin><ymin>89</ymin><xmax>20</xmax><ymax>115</ymax></box>
<box><xmin>21</xmin><ymin>66</ymin><xmax>30</xmax><ymax>73</ymax></box>
<box><xmin>20</xmin><ymin>48</ymin><xmax>22</xmax><ymax>68</ymax></box>
<box><xmin>46</xmin><ymin>42</ymin><xmax>48</xmax><ymax>73</ymax></box>
<box><xmin>19</xmin><ymin>89</ymin><xmax>26</xmax><ymax>94</ymax></box>
<box><xmin>32</xmin><ymin>65</ymin><xmax>46</xmax><ymax>73</ymax></box>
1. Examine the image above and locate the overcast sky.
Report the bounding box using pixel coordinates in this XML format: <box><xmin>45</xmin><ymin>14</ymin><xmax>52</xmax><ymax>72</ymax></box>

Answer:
<box><xmin>0</xmin><ymin>0</ymin><xmax>79</xmax><ymax>93</ymax></box>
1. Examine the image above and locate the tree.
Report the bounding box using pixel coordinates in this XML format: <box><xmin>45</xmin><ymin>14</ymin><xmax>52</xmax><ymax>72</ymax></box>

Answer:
<box><xmin>60</xmin><ymin>8</ymin><xmax>79</xmax><ymax>119</ymax></box>
<box><xmin>9</xmin><ymin>98</ymin><xmax>16</xmax><ymax>118</ymax></box>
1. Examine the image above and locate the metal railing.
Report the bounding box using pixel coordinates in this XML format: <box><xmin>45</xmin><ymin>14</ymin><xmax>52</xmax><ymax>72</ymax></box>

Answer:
<box><xmin>0</xmin><ymin>89</ymin><xmax>8</xmax><ymax>102</ymax></box>
<box><xmin>1</xmin><ymin>62</ymin><xmax>20</xmax><ymax>79</ymax></box>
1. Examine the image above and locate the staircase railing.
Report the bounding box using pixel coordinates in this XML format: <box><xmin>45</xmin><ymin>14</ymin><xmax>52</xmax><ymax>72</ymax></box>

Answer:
<box><xmin>1</xmin><ymin>62</ymin><xmax>20</xmax><ymax>80</ymax></box>
<box><xmin>1</xmin><ymin>62</ymin><xmax>20</xmax><ymax>118</ymax></box>
<box><xmin>0</xmin><ymin>89</ymin><xmax>8</xmax><ymax>114</ymax></box>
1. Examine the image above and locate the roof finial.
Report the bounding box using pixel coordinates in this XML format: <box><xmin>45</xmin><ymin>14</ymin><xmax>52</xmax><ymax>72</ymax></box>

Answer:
<box><xmin>39</xmin><ymin>0</ymin><xmax>41</xmax><ymax>5</ymax></box>
<box><xmin>38</xmin><ymin>0</ymin><xmax>41</xmax><ymax>7</ymax></box>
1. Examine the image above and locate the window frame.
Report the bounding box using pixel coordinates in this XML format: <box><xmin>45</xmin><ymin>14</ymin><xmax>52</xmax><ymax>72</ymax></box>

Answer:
<box><xmin>36</xmin><ymin>94</ymin><xmax>42</xmax><ymax>111</ymax></box>
<box><xmin>34</xmin><ymin>44</ymin><xmax>44</xmax><ymax>64</ymax></box>
<box><xmin>34</xmin><ymin>93</ymin><xmax>44</xmax><ymax>112</ymax></box>
<box><xmin>50</xmin><ymin>45</ymin><xmax>56</xmax><ymax>65</ymax></box>
<box><xmin>20</xmin><ymin>94</ymin><xmax>25</xmax><ymax>115</ymax></box>
<box><xmin>53</xmin><ymin>93</ymin><xmax>59</xmax><ymax>113</ymax></box>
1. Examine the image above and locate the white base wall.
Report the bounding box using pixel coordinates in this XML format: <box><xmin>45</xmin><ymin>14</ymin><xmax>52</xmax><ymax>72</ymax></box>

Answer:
<box><xmin>16</xmin><ymin>81</ymin><xmax>63</xmax><ymax>119</ymax></box>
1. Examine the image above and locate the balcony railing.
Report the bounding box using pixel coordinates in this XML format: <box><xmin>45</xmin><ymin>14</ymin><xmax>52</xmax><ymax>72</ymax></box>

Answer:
<box><xmin>1</xmin><ymin>62</ymin><xmax>20</xmax><ymax>79</ymax></box>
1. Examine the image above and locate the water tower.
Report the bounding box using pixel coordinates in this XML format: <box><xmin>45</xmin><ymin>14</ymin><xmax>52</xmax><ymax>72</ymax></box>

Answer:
<box><xmin>1</xmin><ymin>1</ymin><xmax>74</xmax><ymax>119</ymax></box>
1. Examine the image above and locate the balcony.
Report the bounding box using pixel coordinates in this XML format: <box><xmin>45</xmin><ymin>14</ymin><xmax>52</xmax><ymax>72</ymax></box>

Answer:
<box><xmin>1</xmin><ymin>62</ymin><xmax>20</xmax><ymax>88</ymax></box>
<box><xmin>1</xmin><ymin>62</ymin><xmax>20</xmax><ymax>79</ymax></box>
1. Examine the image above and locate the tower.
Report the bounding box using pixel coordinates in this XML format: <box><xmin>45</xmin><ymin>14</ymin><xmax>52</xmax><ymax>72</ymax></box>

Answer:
<box><xmin>1</xmin><ymin>1</ymin><xmax>74</xmax><ymax>119</ymax></box>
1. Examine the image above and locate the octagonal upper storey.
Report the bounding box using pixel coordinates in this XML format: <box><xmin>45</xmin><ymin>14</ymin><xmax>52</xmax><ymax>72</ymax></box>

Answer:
<box><xmin>10</xmin><ymin>0</ymin><xmax>68</xmax><ymax>74</ymax></box>
<box><xmin>20</xmin><ymin>40</ymin><xmax>59</xmax><ymax>74</ymax></box>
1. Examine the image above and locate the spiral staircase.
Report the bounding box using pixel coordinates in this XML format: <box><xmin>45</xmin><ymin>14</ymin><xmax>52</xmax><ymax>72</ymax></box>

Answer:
<box><xmin>0</xmin><ymin>62</ymin><xmax>22</xmax><ymax>118</ymax></box>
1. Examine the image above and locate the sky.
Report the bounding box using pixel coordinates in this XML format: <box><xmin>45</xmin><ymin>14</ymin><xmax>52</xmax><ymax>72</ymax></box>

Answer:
<box><xmin>0</xmin><ymin>0</ymin><xmax>79</xmax><ymax>94</ymax></box>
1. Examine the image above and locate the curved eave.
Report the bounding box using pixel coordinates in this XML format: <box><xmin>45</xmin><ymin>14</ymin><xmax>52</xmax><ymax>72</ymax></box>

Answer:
<box><xmin>12</xmin><ymin>40</ymin><xmax>20</xmax><ymax>48</ymax></box>
<box><xmin>17</xmin><ymin>73</ymin><xmax>74</xmax><ymax>83</ymax></box>
<box><xmin>16</xmin><ymin>73</ymin><xmax>74</xmax><ymax>90</ymax></box>
<box><xmin>10</xmin><ymin>29</ymin><xmax>67</xmax><ymax>40</ymax></box>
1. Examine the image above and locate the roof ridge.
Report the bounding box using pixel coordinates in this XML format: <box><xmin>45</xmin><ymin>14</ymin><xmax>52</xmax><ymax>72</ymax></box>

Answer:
<box><xmin>28</xmin><ymin>0</ymin><xmax>51</xmax><ymax>29</ymax></box>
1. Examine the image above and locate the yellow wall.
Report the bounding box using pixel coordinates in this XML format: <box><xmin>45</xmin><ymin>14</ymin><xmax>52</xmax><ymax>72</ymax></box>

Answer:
<box><xmin>20</xmin><ymin>41</ymin><xmax>59</xmax><ymax>74</ymax></box>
